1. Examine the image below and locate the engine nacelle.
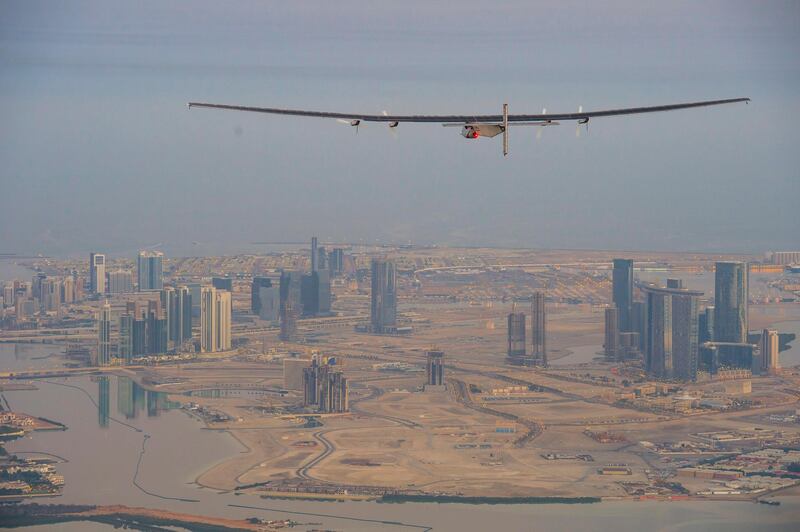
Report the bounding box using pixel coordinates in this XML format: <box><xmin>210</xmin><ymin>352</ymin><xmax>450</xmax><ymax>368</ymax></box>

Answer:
<box><xmin>461</xmin><ymin>126</ymin><xmax>480</xmax><ymax>139</ymax></box>
<box><xmin>461</xmin><ymin>124</ymin><xmax>503</xmax><ymax>139</ymax></box>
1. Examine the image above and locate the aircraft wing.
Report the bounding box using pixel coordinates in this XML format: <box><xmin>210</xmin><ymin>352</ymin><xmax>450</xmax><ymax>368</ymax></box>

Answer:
<box><xmin>187</xmin><ymin>98</ymin><xmax>749</xmax><ymax>123</ymax></box>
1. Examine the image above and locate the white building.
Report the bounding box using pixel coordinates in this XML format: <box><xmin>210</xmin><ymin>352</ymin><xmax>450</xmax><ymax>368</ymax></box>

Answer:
<box><xmin>89</xmin><ymin>252</ymin><xmax>106</xmax><ymax>294</ymax></box>
<box><xmin>760</xmin><ymin>328</ymin><xmax>779</xmax><ymax>373</ymax></box>
<box><xmin>201</xmin><ymin>287</ymin><xmax>231</xmax><ymax>353</ymax></box>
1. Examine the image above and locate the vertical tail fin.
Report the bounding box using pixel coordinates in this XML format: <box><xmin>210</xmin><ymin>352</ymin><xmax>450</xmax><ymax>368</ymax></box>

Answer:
<box><xmin>502</xmin><ymin>103</ymin><xmax>509</xmax><ymax>156</ymax></box>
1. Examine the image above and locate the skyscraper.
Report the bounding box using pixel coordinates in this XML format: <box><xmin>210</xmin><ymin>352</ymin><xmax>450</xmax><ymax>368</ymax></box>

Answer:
<box><xmin>671</xmin><ymin>288</ymin><xmax>700</xmax><ymax>382</ymax></box>
<box><xmin>299</xmin><ymin>270</ymin><xmax>331</xmax><ymax>317</ymax></box>
<box><xmin>303</xmin><ymin>357</ymin><xmax>348</xmax><ymax>413</ymax></box>
<box><xmin>251</xmin><ymin>276</ymin><xmax>272</xmax><ymax>314</ymax></box>
<box><xmin>161</xmin><ymin>287</ymin><xmax>176</xmax><ymax>347</ymax></box>
<box><xmin>31</xmin><ymin>272</ymin><xmax>46</xmax><ymax>300</ymax></box>
<box><xmin>300</xmin><ymin>272</ymin><xmax>320</xmax><ymax>317</ymax></box>
<box><xmin>200</xmin><ymin>287</ymin><xmax>231</xmax><ymax>353</ymax></box>
<box><xmin>604</xmin><ymin>307</ymin><xmax>619</xmax><ymax>359</ymax></box>
<box><xmin>317</xmin><ymin>269</ymin><xmax>331</xmax><ymax>314</ymax></box>
<box><xmin>612</xmin><ymin>259</ymin><xmax>634</xmax><ymax>332</ymax></box>
<box><xmin>303</xmin><ymin>357</ymin><xmax>320</xmax><ymax>406</ymax></box>
<box><xmin>162</xmin><ymin>286</ymin><xmax>192</xmax><ymax>348</ymax></box>
<box><xmin>71</xmin><ymin>271</ymin><xmax>83</xmax><ymax>301</ymax></box>
<box><xmin>714</xmin><ymin>262</ymin><xmax>748</xmax><ymax>343</ymax></box>
<box><xmin>506</xmin><ymin>310</ymin><xmax>526</xmax><ymax>362</ymax></box>
<box><xmin>426</xmin><ymin>349</ymin><xmax>445</xmax><ymax>386</ymax></box>
<box><xmin>89</xmin><ymin>252</ymin><xmax>106</xmax><ymax>295</ymax></box>
<box><xmin>317</xmin><ymin>246</ymin><xmax>328</xmax><ymax>272</ymax></box>
<box><xmin>137</xmin><ymin>250</ymin><xmax>164</xmax><ymax>291</ymax></box>
<box><xmin>631</xmin><ymin>300</ymin><xmax>647</xmax><ymax>352</ymax></box>
<box><xmin>177</xmin><ymin>285</ymin><xmax>193</xmax><ymax>344</ymax></box>
<box><xmin>39</xmin><ymin>278</ymin><xmax>61</xmax><ymax>313</ymax></box>
<box><xmin>212</xmin><ymin>277</ymin><xmax>233</xmax><ymax>291</ymax></box>
<box><xmin>60</xmin><ymin>276</ymin><xmax>73</xmax><ymax>305</ymax></box>
<box><xmin>698</xmin><ymin>306</ymin><xmax>715</xmax><ymax>344</ymax></box>
<box><xmin>187</xmin><ymin>282</ymin><xmax>202</xmax><ymax>318</ymax></box>
<box><xmin>759</xmin><ymin>328</ymin><xmax>779</xmax><ymax>374</ymax></box>
<box><xmin>258</xmin><ymin>285</ymin><xmax>279</xmax><ymax>322</ymax></box>
<box><xmin>97</xmin><ymin>302</ymin><xmax>112</xmax><ymax>366</ymax></box>
<box><xmin>279</xmin><ymin>298</ymin><xmax>298</xmax><ymax>341</ymax></box>
<box><xmin>146</xmin><ymin>299</ymin><xmax>168</xmax><ymax>355</ymax></box>
<box><xmin>311</xmin><ymin>236</ymin><xmax>319</xmax><ymax>272</ymax></box>
<box><xmin>370</xmin><ymin>259</ymin><xmax>397</xmax><ymax>333</ymax></box>
<box><xmin>217</xmin><ymin>291</ymin><xmax>232</xmax><ymax>351</ymax></box>
<box><xmin>280</xmin><ymin>270</ymin><xmax>303</xmax><ymax>315</ymax></box>
<box><xmin>530</xmin><ymin>292</ymin><xmax>547</xmax><ymax>366</ymax></box>
<box><xmin>329</xmin><ymin>248</ymin><xmax>345</xmax><ymax>277</ymax></box>
<box><xmin>643</xmin><ymin>283</ymin><xmax>702</xmax><ymax>381</ymax></box>
<box><xmin>107</xmin><ymin>270</ymin><xmax>134</xmax><ymax>294</ymax></box>
<box><xmin>322</xmin><ymin>370</ymin><xmax>348</xmax><ymax>413</ymax></box>
<box><xmin>3</xmin><ymin>284</ymin><xmax>14</xmax><ymax>308</ymax></box>
<box><xmin>131</xmin><ymin>302</ymin><xmax>147</xmax><ymax>357</ymax></box>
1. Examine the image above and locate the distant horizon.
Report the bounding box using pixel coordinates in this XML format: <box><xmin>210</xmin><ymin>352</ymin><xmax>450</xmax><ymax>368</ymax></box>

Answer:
<box><xmin>0</xmin><ymin>240</ymin><xmax>781</xmax><ymax>263</ymax></box>
<box><xmin>2</xmin><ymin>1</ymin><xmax>798</xmax><ymax>259</ymax></box>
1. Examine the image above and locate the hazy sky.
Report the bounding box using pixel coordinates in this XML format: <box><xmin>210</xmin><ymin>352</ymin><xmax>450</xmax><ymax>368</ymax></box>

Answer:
<box><xmin>1</xmin><ymin>1</ymin><xmax>798</xmax><ymax>257</ymax></box>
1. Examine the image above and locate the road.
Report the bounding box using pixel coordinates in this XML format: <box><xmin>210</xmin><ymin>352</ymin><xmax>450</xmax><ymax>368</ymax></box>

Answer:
<box><xmin>296</xmin><ymin>429</ymin><xmax>336</xmax><ymax>481</ymax></box>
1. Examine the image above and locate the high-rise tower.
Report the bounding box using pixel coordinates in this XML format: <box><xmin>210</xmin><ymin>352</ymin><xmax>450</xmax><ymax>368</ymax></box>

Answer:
<box><xmin>612</xmin><ymin>259</ymin><xmax>634</xmax><ymax>332</ymax></box>
<box><xmin>97</xmin><ymin>302</ymin><xmax>112</xmax><ymax>366</ymax></box>
<box><xmin>200</xmin><ymin>287</ymin><xmax>231</xmax><ymax>352</ymax></box>
<box><xmin>714</xmin><ymin>262</ymin><xmax>748</xmax><ymax>343</ymax></box>
<box><xmin>329</xmin><ymin>248</ymin><xmax>345</xmax><ymax>277</ymax></box>
<box><xmin>530</xmin><ymin>292</ymin><xmax>547</xmax><ymax>366</ymax></box>
<box><xmin>643</xmin><ymin>283</ymin><xmax>702</xmax><ymax>381</ymax></box>
<box><xmin>507</xmin><ymin>310</ymin><xmax>526</xmax><ymax>363</ymax></box>
<box><xmin>370</xmin><ymin>259</ymin><xmax>397</xmax><ymax>333</ymax></box>
<box><xmin>426</xmin><ymin>349</ymin><xmax>445</xmax><ymax>386</ymax></box>
<box><xmin>89</xmin><ymin>252</ymin><xmax>106</xmax><ymax>295</ymax></box>
<box><xmin>759</xmin><ymin>328</ymin><xmax>779</xmax><ymax>374</ymax></box>
<box><xmin>311</xmin><ymin>236</ymin><xmax>319</xmax><ymax>272</ymax></box>
<box><xmin>280</xmin><ymin>297</ymin><xmax>298</xmax><ymax>341</ymax></box>
<box><xmin>604</xmin><ymin>307</ymin><xmax>619</xmax><ymax>359</ymax></box>
<box><xmin>251</xmin><ymin>276</ymin><xmax>272</xmax><ymax>314</ymax></box>
<box><xmin>137</xmin><ymin>250</ymin><xmax>164</xmax><ymax>291</ymax></box>
<box><xmin>162</xmin><ymin>286</ymin><xmax>192</xmax><ymax>348</ymax></box>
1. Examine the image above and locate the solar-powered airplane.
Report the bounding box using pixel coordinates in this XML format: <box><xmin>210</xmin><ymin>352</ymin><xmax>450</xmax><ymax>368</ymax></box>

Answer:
<box><xmin>187</xmin><ymin>98</ymin><xmax>749</xmax><ymax>156</ymax></box>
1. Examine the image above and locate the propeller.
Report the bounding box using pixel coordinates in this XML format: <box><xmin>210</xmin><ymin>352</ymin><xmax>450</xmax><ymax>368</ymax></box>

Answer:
<box><xmin>383</xmin><ymin>110</ymin><xmax>399</xmax><ymax>139</ymax></box>
<box><xmin>336</xmin><ymin>118</ymin><xmax>362</xmax><ymax>134</ymax></box>
<box><xmin>576</xmin><ymin>105</ymin><xmax>586</xmax><ymax>138</ymax></box>
<box><xmin>536</xmin><ymin>108</ymin><xmax>546</xmax><ymax>140</ymax></box>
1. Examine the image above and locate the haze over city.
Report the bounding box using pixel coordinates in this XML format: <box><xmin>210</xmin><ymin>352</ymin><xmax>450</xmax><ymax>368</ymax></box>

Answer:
<box><xmin>1</xmin><ymin>2</ymin><xmax>800</xmax><ymax>531</ymax></box>
<box><xmin>1</xmin><ymin>0</ymin><xmax>798</xmax><ymax>256</ymax></box>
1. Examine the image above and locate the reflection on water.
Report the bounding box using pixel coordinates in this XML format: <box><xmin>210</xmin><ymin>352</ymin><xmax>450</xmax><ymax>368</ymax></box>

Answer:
<box><xmin>0</xmin><ymin>344</ymin><xmax>68</xmax><ymax>373</ymax></box>
<box><xmin>4</xmin><ymin>375</ymin><xmax>800</xmax><ymax>531</ymax></box>
<box><xmin>98</xmin><ymin>377</ymin><xmax>110</xmax><ymax>428</ymax></box>
<box><xmin>93</xmin><ymin>376</ymin><xmax>179</xmax><ymax>427</ymax></box>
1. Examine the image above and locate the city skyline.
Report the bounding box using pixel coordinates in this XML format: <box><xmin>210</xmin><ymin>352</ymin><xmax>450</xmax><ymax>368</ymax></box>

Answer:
<box><xmin>1</xmin><ymin>2</ymin><xmax>799</xmax><ymax>528</ymax></box>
